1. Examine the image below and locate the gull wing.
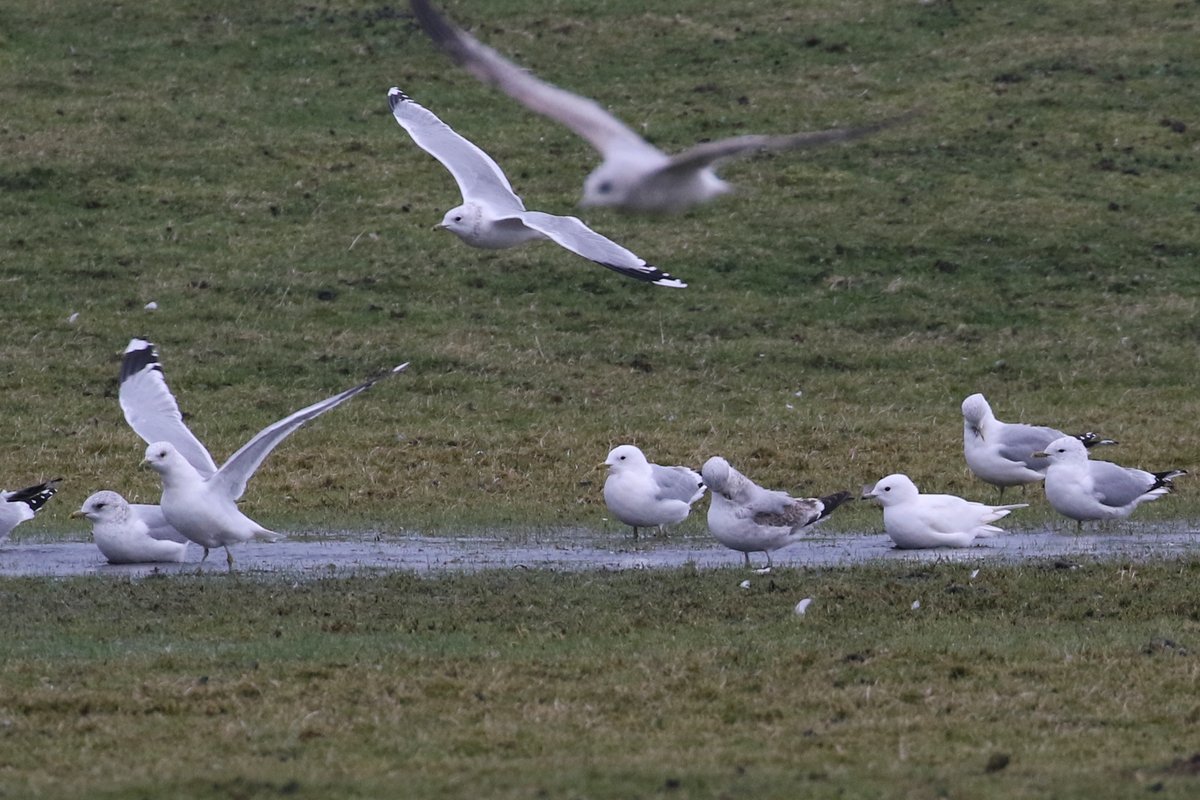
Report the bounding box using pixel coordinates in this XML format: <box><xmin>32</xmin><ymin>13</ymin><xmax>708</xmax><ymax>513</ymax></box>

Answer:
<box><xmin>411</xmin><ymin>0</ymin><xmax>660</xmax><ymax>161</ymax></box>
<box><xmin>650</xmin><ymin>464</ymin><xmax>705</xmax><ymax>505</ymax></box>
<box><xmin>212</xmin><ymin>364</ymin><xmax>408</xmax><ymax>501</ymax></box>
<box><xmin>131</xmin><ymin>504</ymin><xmax>191</xmax><ymax>544</ymax></box>
<box><xmin>1089</xmin><ymin>462</ymin><xmax>1156</xmax><ymax>507</ymax></box>
<box><xmin>388</xmin><ymin>88</ymin><xmax>525</xmax><ymax>214</ymax></box>
<box><xmin>119</xmin><ymin>339</ymin><xmax>219</xmax><ymax>478</ymax></box>
<box><xmin>993</xmin><ymin>423</ymin><xmax>1062</xmax><ymax>469</ymax></box>
<box><xmin>662</xmin><ymin>112</ymin><xmax>916</xmax><ymax>174</ymax></box>
<box><xmin>519</xmin><ymin>211</ymin><xmax>685</xmax><ymax>287</ymax></box>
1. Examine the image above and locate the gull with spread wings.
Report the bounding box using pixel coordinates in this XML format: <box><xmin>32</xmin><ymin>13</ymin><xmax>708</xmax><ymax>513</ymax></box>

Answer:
<box><xmin>119</xmin><ymin>338</ymin><xmax>407</xmax><ymax>568</ymax></box>
<box><xmin>411</xmin><ymin>0</ymin><xmax>908</xmax><ymax>215</ymax></box>
<box><xmin>388</xmin><ymin>88</ymin><xmax>685</xmax><ymax>287</ymax></box>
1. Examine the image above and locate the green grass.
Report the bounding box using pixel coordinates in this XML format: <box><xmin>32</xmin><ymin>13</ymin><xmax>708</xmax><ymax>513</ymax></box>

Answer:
<box><xmin>2</xmin><ymin>0</ymin><xmax>1198</xmax><ymax>532</ymax></box>
<box><xmin>5</xmin><ymin>561</ymin><xmax>1200</xmax><ymax>798</ymax></box>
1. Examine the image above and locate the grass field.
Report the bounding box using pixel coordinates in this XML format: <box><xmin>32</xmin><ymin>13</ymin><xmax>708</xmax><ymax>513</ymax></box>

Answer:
<box><xmin>5</xmin><ymin>561</ymin><xmax>1200</xmax><ymax>798</ymax></box>
<box><xmin>1</xmin><ymin>0</ymin><xmax>1196</xmax><ymax>532</ymax></box>
<box><xmin>1</xmin><ymin>1</ymin><xmax>1199</xmax><ymax>794</ymax></box>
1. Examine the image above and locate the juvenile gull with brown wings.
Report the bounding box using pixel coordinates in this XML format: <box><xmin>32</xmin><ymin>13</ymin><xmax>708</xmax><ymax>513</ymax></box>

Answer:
<box><xmin>702</xmin><ymin>456</ymin><xmax>850</xmax><ymax>568</ymax></box>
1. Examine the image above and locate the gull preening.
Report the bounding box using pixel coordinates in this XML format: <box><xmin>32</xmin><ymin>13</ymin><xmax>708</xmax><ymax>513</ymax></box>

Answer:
<box><xmin>387</xmin><ymin>87</ymin><xmax>684</xmax><ymax>287</ymax></box>
<box><xmin>702</xmin><ymin>456</ymin><xmax>851</xmax><ymax>568</ymax></box>
<box><xmin>72</xmin><ymin>491</ymin><xmax>190</xmax><ymax>564</ymax></box>
<box><xmin>411</xmin><ymin>0</ymin><xmax>907</xmax><ymax>215</ymax></box>
<box><xmin>962</xmin><ymin>393</ymin><xmax>1115</xmax><ymax>499</ymax></box>
<box><xmin>1034</xmin><ymin>435</ymin><xmax>1187</xmax><ymax>525</ymax></box>
<box><xmin>1</xmin><ymin>479</ymin><xmax>60</xmax><ymax>543</ymax></box>
<box><xmin>120</xmin><ymin>338</ymin><xmax>408</xmax><ymax>568</ymax></box>
<box><xmin>863</xmin><ymin>473</ymin><xmax>1026</xmax><ymax>549</ymax></box>
<box><xmin>601</xmin><ymin>445</ymin><xmax>706</xmax><ymax>539</ymax></box>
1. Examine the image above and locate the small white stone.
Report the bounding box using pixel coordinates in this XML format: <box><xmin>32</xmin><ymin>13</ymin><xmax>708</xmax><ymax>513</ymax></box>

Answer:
<box><xmin>911</xmin><ymin>600</ymin><xmax>921</xmax><ymax>610</ymax></box>
<box><xmin>738</xmin><ymin>580</ymin><xmax>751</xmax><ymax>590</ymax></box>
<box><xmin>970</xmin><ymin>569</ymin><xmax>980</xmax><ymax>579</ymax></box>
<box><xmin>67</xmin><ymin>312</ymin><xmax>80</xmax><ymax>324</ymax></box>
<box><xmin>144</xmin><ymin>301</ymin><xmax>158</xmax><ymax>311</ymax></box>
<box><xmin>794</xmin><ymin>598</ymin><xmax>813</xmax><ymax>615</ymax></box>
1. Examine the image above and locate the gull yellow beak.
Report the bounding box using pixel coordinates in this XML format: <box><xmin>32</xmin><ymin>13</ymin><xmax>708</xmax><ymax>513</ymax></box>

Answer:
<box><xmin>596</xmin><ymin>461</ymin><xmax>610</xmax><ymax>471</ymax></box>
<box><xmin>432</xmin><ymin>223</ymin><xmax>446</xmax><ymax>231</ymax></box>
<box><xmin>69</xmin><ymin>509</ymin><xmax>86</xmax><ymax>519</ymax></box>
<box><xmin>1031</xmin><ymin>451</ymin><xmax>1048</xmax><ymax>459</ymax></box>
<box><xmin>139</xmin><ymin>458</ymin><xmax>150</xmax><ymax>468</ymax></box>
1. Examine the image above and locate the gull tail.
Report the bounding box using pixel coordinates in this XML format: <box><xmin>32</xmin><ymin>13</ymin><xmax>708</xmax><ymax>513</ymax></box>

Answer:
<box><xmin>6</xmin><ymin>479</ymin><xmax>61</xmax><ymax>513</ymax></box>
<box><xmin>253</xmin><ymin>527</ymin><xmax>286</xmax><ymax>543</ymax></box>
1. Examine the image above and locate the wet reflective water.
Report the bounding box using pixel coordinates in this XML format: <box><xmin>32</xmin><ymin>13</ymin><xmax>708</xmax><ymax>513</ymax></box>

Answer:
<box><xmin>3</xmin><ymin>524</ymin><xmax>1199</xmax><ymax>578</ymax></box>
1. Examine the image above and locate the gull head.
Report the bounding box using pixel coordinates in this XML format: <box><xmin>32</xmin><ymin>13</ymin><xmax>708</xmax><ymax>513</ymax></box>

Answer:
<box><xmin>700</xmin><ymin>456</ymin><xmax>754</xmax><ymax>503</ymax></box>
<box><xmin>142</xmin><ymin>441</ymin><xmax>189</xmax><ymax>477</ymax></box>
<box><xmin>700</xmin><ymin>456</ymin><xmax>737</xmax><ymax>498</ymax></box>
<box><xmin>863</xmin><ymin>474</ymin><xmax>920</xmax><ymax>506</ymax></box>
<box><xmin>72</xmin><ymin>490</ymin><xmax>132</xmax><ymax>524</ymax></box>
<box><xmin>961</xmin><ymin>393</ymin><xmax>993</xmax><ymax>437</ymax></box>
<box><xmin>602</xmin><ymin>444</ymin><xmax>649</xmax><ymax>474</ymax></box>
<box><xmin>435</xmin><ymin>203</ymin><xmax>481</xmax><ymax>240</ymax></box>
<box><xmin>581</xmin><ymin>164</ymin><xmax>635</xmax><ymax>210</ymax></box>
<box><xmin>1032</xmin><ymin>435</ymin><xmax>1089</xmax><ymax>464</ymax></box>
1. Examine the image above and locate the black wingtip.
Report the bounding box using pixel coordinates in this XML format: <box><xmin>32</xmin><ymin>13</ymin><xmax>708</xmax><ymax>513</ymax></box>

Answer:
<box><xmin>119</xmin><ymin>338</ymin><xmax>161</xmax><ymax>384</ymax></box>
<box><xmin>388</xmin><ymin>87</ymin><xmax>411</xmax><ymax>112</ymax></box>
<box><xmin>818</xmin><ymin>490</ymin><xmax>854</xmax><ymax>519</ymax></box>
<box><xmin>7</xmin><ymin>479</ymin><xmax>61</xmax><ymax>513</ymax></box>
<box><xmin>1078</xmin><ymin>431</ymin><xmax>1119</xmax><ymax>448</ymax></box>
<box><xmin>603</xmin><ymin>262</ymin><xmax>687</xmax><ymax>288</ymax></box>
<box><xmin>1151</xmin><ymin>469</ymin><xmax>1188</xmax><ymax>491</ymax></box>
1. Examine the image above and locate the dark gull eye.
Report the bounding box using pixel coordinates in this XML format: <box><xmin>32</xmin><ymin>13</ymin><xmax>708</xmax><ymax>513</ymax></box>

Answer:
<box><xmin>598</xmin><ymin>181</ymin><xmax>613</xmax><ymax>194</ymax></box>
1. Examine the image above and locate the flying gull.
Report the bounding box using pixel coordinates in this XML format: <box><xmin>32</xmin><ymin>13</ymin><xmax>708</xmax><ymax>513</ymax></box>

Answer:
<box><xmin>388</xmin><ymin>87</ymin><xmax>684</xmax><ymax>287</ymax></box>
<box><xmin>411</xmin><ymin>0</ymin><xmax>907</xmax><ymax>214</ymax></box>
<box><xmin>120</xmin><ymin>338</ymin><xmax>408</xmax><ymax>568</ymax></box>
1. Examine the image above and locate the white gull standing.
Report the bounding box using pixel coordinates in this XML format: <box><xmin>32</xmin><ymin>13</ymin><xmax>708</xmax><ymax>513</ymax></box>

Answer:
<box><xmin>411</xmin><ymin>0</ymin><xmax>908</xmax><ymax>215</ymax></box>
<box><xmin>72</xmin><ymin>490</ymin><xmax>190</xmax><ymax>564</ymax></box>
<box><xmin>1033</xmin><ymin>435</ymin><xmax>1186</xmax><ymax>526</ymax></box>
<box><xmin>863</xmin><ymin>473</ymin><xmax>1026</xmax><ymax>549</ymax></box>
<box><xmin>120</xmin><ymin>338</ymin><xmax>408</xmax><ymax>569</ymax></box>
<box><xmin>702</xmin><ymin>456</ymin><xmax>851</xmax><ymax>568</ymax></box>
<box><xmin>962</xmin><ymin>393</ymin><xmax>1114</xmax><ymax>499</ymax></box>
<box><xmin>387</xmin><ymin>87</ymin><xmax>684</xmax><ymax>287</ymax></box>
<box><xmin>601</xmin><ymin>445</ymin><xmax>705</xmax><ymax>539</ymax></box>
<box><xmin>1</xmin><ymin>479</ymin><xmax>59</xmax><ymax>544</ymax></box>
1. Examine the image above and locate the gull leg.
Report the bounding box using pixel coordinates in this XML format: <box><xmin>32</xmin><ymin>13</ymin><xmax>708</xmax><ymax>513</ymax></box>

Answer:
<box><xmin>225</xmin><ymin>546</ymin><xmax>235</xmax><ymax>571</ymax></box>
<box><xmin>743</xmin><ymin>552</ymin><xmax>751</xmax><ymax>568</ymax></box>
<box><xmin>765</xmin><ymin>551</ymin><xmax>774</xmax><ymax>570</ymax></box>
<box><xmin>631</xmin><ymin>526</ymin><xmax>639</xmax><ymax>542</ymax></box>
<box><xmin>200</xmin><ymin>547</ymin><xmax>210</xmax><ymax>562</ymax></box>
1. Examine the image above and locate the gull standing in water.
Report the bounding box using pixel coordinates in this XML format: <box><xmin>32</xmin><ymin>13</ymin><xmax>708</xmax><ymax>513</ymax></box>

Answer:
<box><xmin>702</xmin><ymin>456</ymin><xmax>851</xmax><ymax>568</ymax></box>
<box><xmin>388</xmin><ymin>88</ymin><xmax>684</xmax><ymax>287</ymax></box>
<box><xmin>961</xmin><ymin>393</ymin><xmax>1114</xmax><ymax>499</ymax></box>
<box><xmin>411</xmin><ymin>0</ymin><xmax>908</xmax><ymax>215</ymax></box>
<box><xmin>601</xmin><ymin>445</ymin><xmax>705</xmax><ymax>539</ymax></box>
<box><xmin>1034</xmin><ymin>436</ymin><xmax>1186</xmax><ymax>527</ymax></box>
<box><xmin>119</xmin><ymin>338</ymin><xmax>407</xmax><ymax>569</ymax></box>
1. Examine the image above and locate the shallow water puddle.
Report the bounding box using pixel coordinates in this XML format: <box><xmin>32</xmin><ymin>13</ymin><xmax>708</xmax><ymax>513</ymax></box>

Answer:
<box><xmin>2</xmin><ymin>526</ymin><xmax>1198</xmax><ymax>577</ymax></box>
